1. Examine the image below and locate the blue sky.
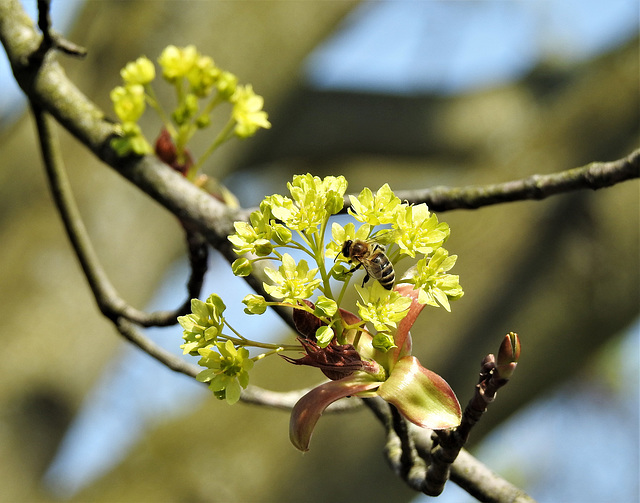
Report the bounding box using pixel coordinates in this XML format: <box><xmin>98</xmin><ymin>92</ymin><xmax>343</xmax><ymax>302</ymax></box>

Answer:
<box><xmin>305</xmin><ymin>0</ymin><xmax>639</xmax><ymax>95</ymax></box>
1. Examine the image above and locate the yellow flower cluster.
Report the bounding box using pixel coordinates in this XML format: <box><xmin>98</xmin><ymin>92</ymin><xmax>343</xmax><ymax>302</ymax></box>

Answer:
<box><xmin>110</xmin><ymin>45</ymin><xmax>270</xmax><ymax>170</ymax></box>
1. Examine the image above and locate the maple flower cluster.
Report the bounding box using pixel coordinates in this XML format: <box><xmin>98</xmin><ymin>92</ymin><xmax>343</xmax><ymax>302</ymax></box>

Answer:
<box><xmin>230</xmin><ymin>175</ymin><xmax>463</xmax><ymax>350</ymax></box>
<box><xmin>178</xmin><ymin>174</ymin><xmax>465</xmax><ymax>449</ymax></box>
<box><xmin>109</xmin><ymin>45</ymin><xmax>270</xmax><ymax>178</ymax></box>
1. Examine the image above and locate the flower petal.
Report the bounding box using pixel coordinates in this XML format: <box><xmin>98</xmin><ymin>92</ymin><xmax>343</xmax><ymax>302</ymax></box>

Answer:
<box><xmin>377</xmin><ymin>356</ymin><xmax>461</xmax><ymax>430</ymax></box>
<box><xmin>290</xmin><ymin>376</ymin><xmax>380</xmax><ymax>451</ymax></box>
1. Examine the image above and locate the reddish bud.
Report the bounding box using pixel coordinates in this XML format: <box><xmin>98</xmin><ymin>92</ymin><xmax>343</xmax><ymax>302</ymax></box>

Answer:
<box><xmin>292</xmin><ymin>300</ymin><xmax>323</xmax><ymax>340</ymax></box>
<box><xmin>154</xmin><ymin>129</ymin><xmax>193</xmax><ymax>175</ymax></box>
<box><xmin>281</xmin><ymin>337</ymin><xmax>365</xmax><ymax>381</ymax></box>
<box><xmin>496</xmin><ymin>332</ymin><xmax>520</xmax><ymax>380</ymax></box>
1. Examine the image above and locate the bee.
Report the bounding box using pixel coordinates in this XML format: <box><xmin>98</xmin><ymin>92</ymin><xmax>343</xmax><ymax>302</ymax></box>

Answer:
<box><xmin>340</xmin><ymin>239</ymin><xmax>395</xmax><ymax>290</ymax></box>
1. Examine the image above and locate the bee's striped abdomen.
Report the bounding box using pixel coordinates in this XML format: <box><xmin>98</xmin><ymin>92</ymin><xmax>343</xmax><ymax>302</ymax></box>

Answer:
<box><xmin>369</xmin><ymin>251</ymin><xmax>395</xmax><ymax>290</ymax></box>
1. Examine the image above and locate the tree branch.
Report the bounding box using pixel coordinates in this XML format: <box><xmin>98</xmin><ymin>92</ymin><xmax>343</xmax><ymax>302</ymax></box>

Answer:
<box><xmin>34</xmin><ymin>0</ymin><xmax>86</xmax><ymax>58</ymax></box>
<box><xmin>364</xmin><ymin>397</ymin><xmax>535</xmax><ymax>503</ymax></box>
<box><xmin>391</xmin><ymin>150</ymin><xmax>640</xmax><ymax>211</ymax></box>
<box><xmin>32</xmin><ymin>104</ymin><xmax>207</xmax><ymax>327</ymax></box>
<box><xmin>3</xmin><ymin>0</ymin><xmax>637</xmax><ymax>318</ymax></box>
<box><xmin>2</xmin><ymin>0</ymin><xmax>637</xmax><ymax>247</ymax></box>
<box><xmin>0</xmin><ymin>4</ymin><xmax>628</xmax><ymax>500</ymax></box>
<box><xmin>240</xmin><ymin>384</ymin><xmax>362</xmax><ymax>412</ymax></box>
<box><xmin>363</xmin><ymin>334</ymin><xmax>530</xmax><ymax>502</ymax></box>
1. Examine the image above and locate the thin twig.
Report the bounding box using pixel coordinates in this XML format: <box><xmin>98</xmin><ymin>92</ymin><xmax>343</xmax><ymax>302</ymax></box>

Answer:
<box><xmin>363</xmin><ymin>397</ymin><xmax>427</xmax><ymax>484</ymax></box>
<box><xmin>390</xmin><ymin>149</ymin><xmax>640</xmax><ymax>211</ymax></box>
<box><xmin>2</xmin><ymin>0</ymin><xmax>637</xmax><ymax>243</ymax></box>
<box><xmin>31</xmin><ymin>105</ymin><xmax>207</xmax><ymax>327</ymax></box>
<box><xmin>115</xmin><ymin>317</ymin><xmax>201</xmax><ymax>377</ymax></box>
<box><xmin>363</xmin><ymin>335</ymin><xmax>532</xmax><ymax>502</ymax></box>
<box><xmin>240</xmin><ymin>385</ymin><xmax>363</xmax><ymax>412</ymax></box>
<box><xmin>31</xmin><ymin>104</ymin><xmax>351</xmax><ymax>413</ymax></box>
<box><xmin>425</xmin><ymin>334</ymin><xmax>521</xmax><ymax>496</ymax></box>
<box><xmin>35</xmin><ymin>0</ymin><xmax>86</xmax><ymax>58</ymax></box>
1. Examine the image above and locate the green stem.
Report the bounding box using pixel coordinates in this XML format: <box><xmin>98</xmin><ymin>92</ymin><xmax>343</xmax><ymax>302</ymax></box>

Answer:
<box><xmin>222</xmin><ymin>335</ymin><xmax>300</xmax><ymax>351</ymax></box>
<box><xmin>198</xmin><ymin>93</ymin><xmax>223</xmax><ymax>121</ymax></box>
<box><xmin>145</xmin><ymin>85</ymin><xmax>176</xmax><ymax>137</ymax></box>
<box><xmin>180</xmin><ymin>96</ymin><xmax>224</xmax><ymax>151</ymax></box>
<box><xmin>294</xmin><ymin>228</ymin><xmax>315</xmax><ymax>252</ymax></box>
<box><xmin>351</xmin><ymin>327</ymin><xmax>364</xmax><ymax>351</ymax></box>
<box><xmin>316</xmin><ymin>218</ymin><xmax>335</xmax><ymax>298</ymax></box>
<box><xmin>176</xmin><ymin>123</ymin><xmax>196</xmax><ymax>170</ymax></box>
<box><xmin>189</xmin><ymin>118</ymin><xmax>236</xmax><ymax>177</ymax></box>
<box><xmin>335</xmin><ymin>272</ymin><xmax>352</xmax><ymax>307</ymax></box>
<box><xmin>252</xmin><ymin>347</ymin><xmax>287</xmax><ymax>362</ymax></box>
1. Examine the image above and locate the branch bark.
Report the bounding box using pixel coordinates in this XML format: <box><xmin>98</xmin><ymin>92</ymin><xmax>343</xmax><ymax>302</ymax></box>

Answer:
<box><xmin>364</xmin><ymin>397</ymin><xmax>535</xmax><ymax>503</ymax></box>
<box><xmin>363</xmin><ymin>334</ymin><xmax>530</xmax><ymax>502</ymax></box>
<box><xmin>1</xmin><ymin>2</ymin><xmax>634</xmax><ymax>500</ymax></box>
<box><xmin>392</xmin><ymin>151</ymin><xmax>640</xmax><ymax>211</ymax></box>
<box><xmin>2</xmin><ymin>0</ymin><xmax>637</xmax><ymax>249</ymax></box>
<box><xmin>32</xmin><ymin>104</ymin><xmax>209</xmax><ymax>327</ymax></box>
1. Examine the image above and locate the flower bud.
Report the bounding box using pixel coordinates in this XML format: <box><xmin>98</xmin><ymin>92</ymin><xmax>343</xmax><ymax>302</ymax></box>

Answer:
<box><xmin>372</xmin><ymin>331</ymin><xmax>397</xmax><ymax>352</ymax></box>
<box><xmin>110</xmin><ymin>84</ymin><xmax>146</xmax><ymax>122</ymax></box>
<box><xmin>158</xmin><ymin>45</ymin><xmax>198</xmax><ymax>81</ymax></box>
<box><xmin>315</xmin><ymin>326</ymin><xmax>335</xmax><ymax>347</ymax></box>
<box><xmin>496</xmin><ymin>332</ymin><xmax>520</xmax><ymax>379</ymax></box>
<box><xmin>232</xmin><ymin>258</ymin><xmax>252</xmax><ymax>277</ymax></box>
<box><xmin>242</xmin><ymin>294</ymin><xmax>267</xmax><ymax>315</ymax></box>
<box><xmin>216</xmin><ymin>71</ymin><xmax>238</xmax><ymax>100</ymax></box>
<box><xmin>272</xmin><ymin>224</ymin><xmax>292</xmax><ymax>245</ymax></box>
<box><xmin>120</xmin><ymin>56</ymin><xmax>155</xmax><ymax>85</ymax></box>
<box><xmin>253</xmin><ymin>238</ymin><xmax>273</xmax><ymax>257</ymax></box>
<box><xmin>314</xmin><ymin>296</ymin><xmax>337</xmax><ymax>317</ymax></box>
<box><xmin>196</xmin><ymin>114</ymin><xmax>211</xmax><ymax>129</ymax></box>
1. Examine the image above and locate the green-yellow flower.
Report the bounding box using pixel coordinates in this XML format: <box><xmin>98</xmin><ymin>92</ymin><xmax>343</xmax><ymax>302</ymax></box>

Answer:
<box><xmin>110</xmin><ymin>122</ymin><xmax>152</xmax><ymax>156</ymax></box>
<box><xmin>186</xmin><ymin>55</ymin><xmax>220</xmax><ymax>97</ymax></box>
<box><xmin>110</xmin><ymin>84</ymin><xmax>146</xmax><ymax>123</ymax></box>
<box><xmin>196</xmin><ymin>340</ymin><xmax>254</xmax><ymax>404</ymax></box>
<box><xmin>231</xmin><ymin>84</ymin><xmax>271</xmax><ymax>138</ymax></box>
<box><xmin>404</xmin><ymin>248</ymin><xmax>464</xmax><ymax>311</ymax></box>
<box><xmin>120</xmin><ymin>56</ymin><xmax>155</xmax><ymax>85</ymax></box>
<box><xmin>263</xmin><ymin>174</ymin><xmax>347</xmax><ymax>234</ymax></box>
<box><xmin>263</xmin><ymin>254</ymin><xmax>321</xmax><ymax>302</ymax></box>
<box><xmin>356</xmin><ymin>283</ymin><xmax>412</xmax><ymax>347</ymax></box>
<box><xmin>178</xmin><ymin>294</ymin><xmax>227</xmax><ymax>355</ymax></box>
<box><xmin>289</xmin><ymin>173</ymin><xmax>347</xmax><ymax>218</ymax></box>
<box><xmin>349</xmin><ymin>183</ymin><xmax>402</xmax><ymax>226</ymax></box>
<box><xmin>391</xmin><ymin>204</ymin><xmax>450</xmax><ymax>258</ymax></box>
<box><xmin>158</xmin><ymin>44</ymin><xmax>199</xmax><ymax>81</ymax></box>
<box><xmin>228</xmin><ymin>209</ymin><xmax>273</xmax><ymax>256</ymax></box>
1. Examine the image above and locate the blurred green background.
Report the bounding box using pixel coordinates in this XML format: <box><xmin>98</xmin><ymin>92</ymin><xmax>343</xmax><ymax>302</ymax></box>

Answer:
<box><xmin>0</xmin><ymin>1</ymin><xmax>638</xmax><ymax>502</ymax></box>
